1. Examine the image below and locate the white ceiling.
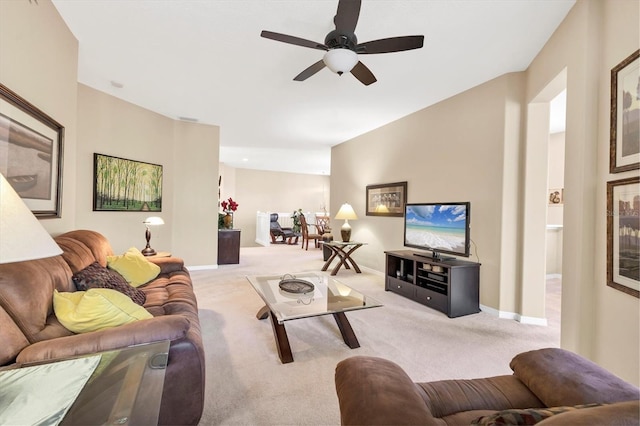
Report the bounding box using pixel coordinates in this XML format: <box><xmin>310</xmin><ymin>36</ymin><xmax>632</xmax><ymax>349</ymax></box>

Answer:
<box><xmin>51</xmin><ymin>0</ymin><xmax>574</xmax><ymax>175</ymax></box>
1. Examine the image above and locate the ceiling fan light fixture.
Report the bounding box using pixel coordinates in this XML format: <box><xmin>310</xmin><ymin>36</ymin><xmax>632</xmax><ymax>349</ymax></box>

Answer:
<box><xmin>323</xmin><ymin>48</ymin><xmax>358</xmax><ymax>75</ymax></box>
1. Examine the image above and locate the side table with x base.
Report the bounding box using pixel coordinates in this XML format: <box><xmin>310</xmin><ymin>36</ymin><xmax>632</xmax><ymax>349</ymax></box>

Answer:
<box><xmin>321</xmin><ymin>241</ymin><xmax>367</xmax><ymax>276</ymax></box>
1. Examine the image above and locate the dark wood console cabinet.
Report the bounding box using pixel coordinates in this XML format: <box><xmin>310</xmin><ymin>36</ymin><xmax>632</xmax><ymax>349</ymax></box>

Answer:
<box><xmin>385</xmin><ymin>250</ymin><xmax>480</xmax><ymax>318</ymax></box>
<box><xmin>218</xmin><ymin>229</ymin><xmax>240</xmax><ymax>265</ymax></box>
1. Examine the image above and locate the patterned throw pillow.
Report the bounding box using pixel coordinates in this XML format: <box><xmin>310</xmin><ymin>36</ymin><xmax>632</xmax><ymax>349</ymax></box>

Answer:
<box><xmin>72</xmin><ymin>262</ymin><xmax>146</xmax><ymax>306</ymax></box>
<box><xmin>471</xmin><ymin>404</ymin><xmax>602</xmax><ymax>425</ymax></box>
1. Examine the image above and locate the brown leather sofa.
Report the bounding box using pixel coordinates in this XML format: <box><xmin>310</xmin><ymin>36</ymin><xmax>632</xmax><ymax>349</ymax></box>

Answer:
<box><xmin>0</xmin><ymin>230</ymin><xmax>204</xmax><ymax>425</ymax></box>
<box><xmin>335</xmin><ymin>348</ymin><xmax>640</xmax><ymax>425</ymax></box>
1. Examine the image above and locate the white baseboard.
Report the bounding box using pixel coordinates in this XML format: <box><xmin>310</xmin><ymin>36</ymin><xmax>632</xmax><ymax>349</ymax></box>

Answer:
<box><xmin>186</xmin><ymin>264</ymin><xmax>218</xmax><ymax>271</ymax></box>
<box><xmin>517</xmin><ymin>315</ymin><xmax>548</xmax><ymax>326</ymax></box>
<box><xmin>480</xmin><ymin>304</ymin><xmax>548</xmax><ymax>326</ymax></box>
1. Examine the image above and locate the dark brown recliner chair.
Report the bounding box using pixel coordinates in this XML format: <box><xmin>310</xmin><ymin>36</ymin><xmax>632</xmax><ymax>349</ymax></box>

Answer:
<box><xmin>269</xmin><ymin>213</ymin><xmax>298</xmax><ymax>244</ymax></box>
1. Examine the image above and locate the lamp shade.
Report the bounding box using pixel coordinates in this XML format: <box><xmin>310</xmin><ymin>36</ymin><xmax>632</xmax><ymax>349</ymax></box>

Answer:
<box><xmin>0</xmin><ymin>173</ymin><xmax>62</xmax><ymax>264</ymax></box>
<box><xmin>335</xmin><ymin>203</ymin><xmax>357</xmax><ymax>242</ymax></box>
<box><xmin>143</xmin><ymin>216</ymin><xmax>164</xmax><ymax>226</ymax></box>
<box><xmin>323</xmin><ymin>49</ymin><xmax>358</xmax><ymax>75</ymax></box>
<box><xmin>335</xmin><ymin>203</ymin><xmax>358</xmax><ymax>221</ymax></box>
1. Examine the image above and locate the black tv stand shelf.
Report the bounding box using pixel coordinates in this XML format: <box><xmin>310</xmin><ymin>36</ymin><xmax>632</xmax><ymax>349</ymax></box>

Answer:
<box><xmin>385</xmin><ymin>250</ymin><xmax>480</xmax><ymax>318</ymax></box>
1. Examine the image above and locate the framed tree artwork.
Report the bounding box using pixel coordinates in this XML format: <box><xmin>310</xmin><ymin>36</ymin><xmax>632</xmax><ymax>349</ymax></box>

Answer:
<box><xmin>607</xmin><ymin>176</ymin><xmax>639</xmax><ymax>298</ymax></box>
<box><xmin>0</xmin><ymin>83</ymin><xmax>64</xmax><ymax>218</ymax></box>
<box><xmin>93</xmin><ymin>153</ymin><xmax>163</xmax><ymax>212</ymax></box>
<box><xmin>610</xmin><ymin>49</ymin><xmax>640</xmax><ymax>173</ymax></box>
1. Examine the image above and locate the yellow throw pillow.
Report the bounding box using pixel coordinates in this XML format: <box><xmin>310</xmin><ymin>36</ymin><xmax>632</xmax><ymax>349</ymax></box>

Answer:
<box><xmin>106</xmin><ymin>247</ymin><xmax>161</xmax><ymax>287</ymax></box>
<box><xmin>53</xmin><ymin>288</ymin><xmax>153</xmax><ymax>334</ymax></box>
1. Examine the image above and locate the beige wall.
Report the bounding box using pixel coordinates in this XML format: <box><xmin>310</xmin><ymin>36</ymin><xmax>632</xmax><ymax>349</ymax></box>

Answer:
<box><xmin>331</xmin><ymin>0</ymin><xmax>640</xmax><ymax>384</ymax></box>
<box><xmin>1</xmin><ymin>1</ymin><xmax>219</xmax><ymax>268</ymax></box>
<box><xmin>595</xmin><ymin>0</ymin><xmax>639</xmax><ymax>384</ymax></box>
<box><xmin>171</xmin><ymin>120</ymin><xmax>219</xmax><ymax>266</ymax></box>
<box><xmin>331</xmin><ymin>72</ymin><xmax>525</xmax><ymax>315</ymax></box>
<box><xmin>75</xmin><ymin>86</ymin><xmax>220</xmax><ymax>267</ymax></box>
<box><xmin>547</xmin><ymin>132</ymin><xmax>565</xmax><ymax>226</ymax></box>
<box><xmin>75</xmin><ymin>84</ymin><xmax>174</xmax><ymax>253</ymax></box>
<box><xmin>222</xmin><ymin>166</ymin><xmax>330</xmax><ymax>247</ymax></box>
<box><xmin>526</xmin><ymin>0</ymin><xmax>639</xmax><ymax>384</ymax></box>
<box><xmin>0</xmin><ymin>0</ymin><xmax>78</xmax><ymax>234</ymax></box>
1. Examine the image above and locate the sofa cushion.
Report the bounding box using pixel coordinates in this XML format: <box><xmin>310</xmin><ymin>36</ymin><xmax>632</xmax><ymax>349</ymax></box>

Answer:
<box><xmin>53</xmin><ymin>289</ymin><xmax>152</xmax><ymax>333</ymax></box>
<box><xmin>72</xmin><ymin>261</ymin><xmax>146</xmax><ymax>306</ymax></box>
<box><xmin>107</xmin><ymin>247</ymin><xmax>161</xmax><ymax>287</ymax></box>
<box><xmin>471</xmin><ymin>404</ymin><xmax>602</xmax><ymax>425</ymax></box>
<box><xmin>538</xmin><ymin>400</ymin><xmax>639</xmax><ymax>425</ymax></box>
<box><xmin>55</xmin><ymin>230</ymin><xmax>114</xmax><ymax>272</ymax></box>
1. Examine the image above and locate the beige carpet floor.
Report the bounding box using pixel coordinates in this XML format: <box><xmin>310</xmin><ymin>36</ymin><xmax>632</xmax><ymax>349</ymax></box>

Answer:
<box><xmin>191</xmin><ymin>243</ymin><xmax>560</xmax><ymax>425</ymax></box>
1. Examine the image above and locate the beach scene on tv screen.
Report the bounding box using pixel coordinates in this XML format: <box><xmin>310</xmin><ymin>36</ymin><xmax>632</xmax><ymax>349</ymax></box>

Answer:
<box><xmin>405</xmin><ymin>205</ymin><xmax>467</xmax><ymax>252</ymax></box>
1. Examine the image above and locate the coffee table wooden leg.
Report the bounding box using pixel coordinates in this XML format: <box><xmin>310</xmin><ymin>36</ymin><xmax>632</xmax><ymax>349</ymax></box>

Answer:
<box><xmin>333</xmin><ymin>312</ymin><xmax>360</xmax><ymax>349</ymax></box>
<box><xmin>269</xmin><ymin>313</ymin><xmax>294</xmax><ymax>363</ymax></box>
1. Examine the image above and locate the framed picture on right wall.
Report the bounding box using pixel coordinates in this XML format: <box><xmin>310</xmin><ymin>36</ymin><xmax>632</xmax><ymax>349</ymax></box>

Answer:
<box><xmin>610</xmin><ymin>49</ymin><xmax>640</xmax><ymax>173</ymax></box>
<box><xmin>607</xmin><ymin>176</ymin><xmax>639</xmax><ymax>298</ymax></box>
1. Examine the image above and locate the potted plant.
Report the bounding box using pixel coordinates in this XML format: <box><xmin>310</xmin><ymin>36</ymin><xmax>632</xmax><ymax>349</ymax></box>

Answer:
<box><xmin>291</xmin><ymin>209</ymin><xmax>303</xmax><ymax>233</ymax></box>
<box><xmin>220</xmin><ymin>197</ymin><xmax>239</xmax><ymax>229</ymax></box>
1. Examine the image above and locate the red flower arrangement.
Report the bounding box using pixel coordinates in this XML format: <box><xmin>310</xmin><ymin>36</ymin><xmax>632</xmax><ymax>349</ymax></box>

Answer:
<box><xmin>221</xmin><ymin>197</ymin><xmax>238</xmax><ymax>212</ymax></box>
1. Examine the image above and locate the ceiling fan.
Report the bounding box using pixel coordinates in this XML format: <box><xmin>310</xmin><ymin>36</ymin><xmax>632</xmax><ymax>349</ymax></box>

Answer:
<box><xmin>260</xmin><ymin>0</ymin><xmax>424</xmax><ymax>86</ymax></box>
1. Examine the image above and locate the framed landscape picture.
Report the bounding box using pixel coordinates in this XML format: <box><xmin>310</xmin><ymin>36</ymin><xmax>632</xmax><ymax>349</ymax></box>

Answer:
<box><xmin>607</xmin><ymin>176</ymin><xmax>639</xmax><ymax>298</ymax></box>
<box><xmin>366</xmin><ymin>181</ymin><xmax>407</xmax><ymax>217</ymax></box>
<box><xmin>0</xmin><ymin>83</ymin><xmax>64</xmax><ymax>218</ymax></box>
<box><xmin>610</xmin><ymin>49</ymin><xmax>640</xmax><ymax>173</ymax></box>
<box><xmin>93</xmin><ymin>153</ymin><xmax>163</xmax><ymax>212</ymax></box>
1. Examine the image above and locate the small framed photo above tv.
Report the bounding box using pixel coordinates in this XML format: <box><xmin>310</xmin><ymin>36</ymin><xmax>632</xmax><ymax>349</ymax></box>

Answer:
<box><xmin>366</xmin><ymin>181</ymin><xmax>407</xmax><ymax>217</ymax></box>
<box><xmin>93</xmin><ymin>153</ymin><xmax>163</xmax><ymax>212</ymax></box>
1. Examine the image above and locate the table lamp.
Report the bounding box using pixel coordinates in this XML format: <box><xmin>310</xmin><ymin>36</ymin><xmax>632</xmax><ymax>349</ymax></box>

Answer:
<box><xmin>335</xmin><ymin>203</ymin><xmax>358</xmax><ymax>242</ymax></box>
<box><xmin>0</xmin><ymin>173</ymin><xmax>62</xmax><ymax>264</ymax></box>
<box><xmin>142</xmin><ymin>216</ymin><xmax>164</xmax><ymax>256</ymax></box>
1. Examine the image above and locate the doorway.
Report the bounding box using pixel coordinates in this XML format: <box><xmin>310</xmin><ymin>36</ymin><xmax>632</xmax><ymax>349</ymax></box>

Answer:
<box><xmin>545</xmin><ymin>89</ymin><xmax>566</xmax><ymax>329</ymax></box>
<box><xmin>520</xmin><ymin>69</ymin><xmax>566</xmax><ymax>329</ymax></box>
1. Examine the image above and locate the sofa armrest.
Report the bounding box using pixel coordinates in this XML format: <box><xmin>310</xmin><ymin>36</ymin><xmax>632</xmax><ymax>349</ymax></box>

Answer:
<box><xmin>16</xmin><ymin>315</ymin><xmax>190</xmax><ymax>364</ymax></box>
<box><xmin>510</xmin><ymin>348</ymin><xmax>640</xmax><ymax>407</ymax></box>
<box><xmin>148</xmin><ymin>256</ymin><xmax>185</xmax><ymax>274</ymax></box>
<box><xmin>335</xmin><ymin>356</ymin><xmax>432</xmax><ymax>425</ymax></box>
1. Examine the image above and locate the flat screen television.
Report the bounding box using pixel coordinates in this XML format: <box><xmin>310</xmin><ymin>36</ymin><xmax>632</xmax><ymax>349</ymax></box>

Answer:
<box><xmin>404</xmin><ymin>202</ymin><xmax>471</xmax><ymax>259</ymax></box>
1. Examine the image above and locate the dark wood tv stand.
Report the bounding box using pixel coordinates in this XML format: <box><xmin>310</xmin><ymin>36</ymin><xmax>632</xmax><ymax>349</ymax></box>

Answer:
<box><xmin>385</xmin><ymin>250</ymin><xmax>480</xmax><ymax>318</ymax></box>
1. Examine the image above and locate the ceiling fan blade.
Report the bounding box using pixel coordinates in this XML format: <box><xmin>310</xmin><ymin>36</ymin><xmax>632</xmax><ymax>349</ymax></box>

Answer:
<box><xmin>357</xmin><ymin>35</ymin><xmax>424</xmax><ymax>54</ymax></box>
<box><xmin>294</xmin><ymin>60</ymin><xmax>327</xmax><ymax>81</ymax></box>
<box><xmin>261</xmin><ymin>30</ymin><xmax>328</xmax><ymax>51</ymax></box>
<box><xmin>350</xmin><ymin>61</ymin><xmax>377</xmax><ymax>86</ymax></box>
<box><xmin>334</xmin><ymin>0</ymin><xmax>361</xmax><ymax>33</ymax></box>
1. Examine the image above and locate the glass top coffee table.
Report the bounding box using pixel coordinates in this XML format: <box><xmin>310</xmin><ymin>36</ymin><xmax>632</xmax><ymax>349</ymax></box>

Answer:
<box><xmin>0</xmin><ymin>340</ymin><xmax>169</xmax><ymax>425</ymax></box>
<box><xmin>246</xmin><ymin>272</ymin><xmax>382</xmax><ymax>363</ymax></box>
